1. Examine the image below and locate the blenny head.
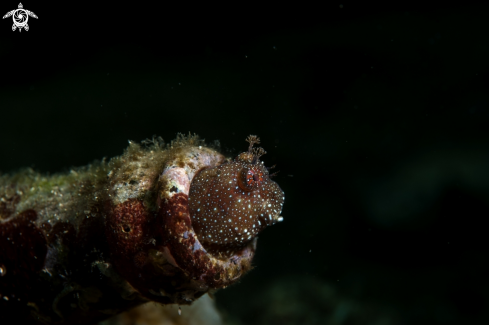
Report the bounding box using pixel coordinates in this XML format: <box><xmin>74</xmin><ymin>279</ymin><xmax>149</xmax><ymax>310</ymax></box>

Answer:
<box><xmin>189</xmin><ymin>135</ymin><xmax>284</xmax><ymax>254</ymax></box>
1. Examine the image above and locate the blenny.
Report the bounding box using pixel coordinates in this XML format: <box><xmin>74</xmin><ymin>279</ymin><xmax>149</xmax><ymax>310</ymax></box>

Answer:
<box><xmin>0</xmin><ymin>134</ymin><xmax>284</xmax><ymax>324</ymax></box>
<box><xmin>189</xmin><ymin>135</ymin><xmax>284</xmax><ymax>254</ymax></box>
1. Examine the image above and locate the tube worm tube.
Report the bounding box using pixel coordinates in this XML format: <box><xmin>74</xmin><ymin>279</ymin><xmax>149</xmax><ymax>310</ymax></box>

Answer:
<box><xmin>0</xmin><ymin>134</ymin><xmax>284</xmax><ymax>324</ymax></box>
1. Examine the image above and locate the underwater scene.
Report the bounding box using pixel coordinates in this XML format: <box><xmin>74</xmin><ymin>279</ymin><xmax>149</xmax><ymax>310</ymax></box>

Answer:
<box><xmin>1</xmin><ymin>2</ymin><xmax>488</xmax><ymax>325</ymax></box>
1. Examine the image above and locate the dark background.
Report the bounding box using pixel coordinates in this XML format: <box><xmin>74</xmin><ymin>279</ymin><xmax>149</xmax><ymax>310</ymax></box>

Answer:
<box><xmin>1</xmin><ymin>2</ymin><xmax>489</xmax><ymax>324</ymax></box>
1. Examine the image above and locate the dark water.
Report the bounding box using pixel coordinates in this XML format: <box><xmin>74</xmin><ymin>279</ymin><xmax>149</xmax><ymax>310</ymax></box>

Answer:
<box><xmin>1</xmin><ymin>2</ymin><xmax>488</xmax><ymax>324</ymax></box>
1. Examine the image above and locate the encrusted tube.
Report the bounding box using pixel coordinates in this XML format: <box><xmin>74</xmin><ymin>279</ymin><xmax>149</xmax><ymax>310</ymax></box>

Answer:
<box><xmin>0</xmin><ymin>134</ymin><xmax>284</xmax><ymax>324</ymax></box>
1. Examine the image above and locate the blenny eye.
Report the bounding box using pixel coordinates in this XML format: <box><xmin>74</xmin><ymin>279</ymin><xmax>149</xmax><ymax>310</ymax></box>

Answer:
<box><xmin>238</xmin><ymin>166</ymin><xmax>264</xmax><ymax>191</ymax></box>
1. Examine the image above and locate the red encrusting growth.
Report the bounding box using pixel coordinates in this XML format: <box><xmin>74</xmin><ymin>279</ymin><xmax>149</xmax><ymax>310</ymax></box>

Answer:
<box><xmin>106</xmin><ymin>199</ymin><xmax>157</xmax><ymax>299</ymax></box>
<box><xmin>106</xmin><ymin>199</ymin><xmax>151</xmax><ymax>260</ymax></box>
<box><xmin>107</xmin><ymin>197</ymin><xmax>211</xmax><ymax>304</ymax></box>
